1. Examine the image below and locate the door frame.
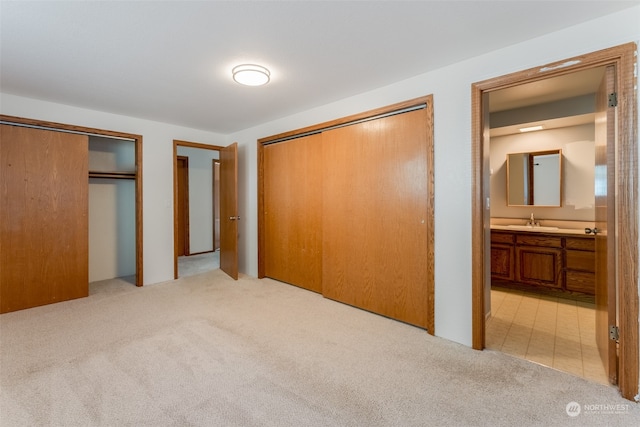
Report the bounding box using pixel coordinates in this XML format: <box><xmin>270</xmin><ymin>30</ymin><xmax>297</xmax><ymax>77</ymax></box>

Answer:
<box><xmin>212</xmin><ymin>160</ymin><xmax>220</xmax><ymax>251</ymax></box>
<box><xmin>471</xmin><ymin>43</ymin><xmax>638</xmax><ymax>400</ymax></box>
<box><xmin>172</xmin><ymin>139</ymin><xmax>224</xmax><ymax>279</ymax></box>
<box><xmin>176</xmin><ymin>156</ymin><xmax>190</xmax><ymax>256</ymax></box>
<box><xmin>0</xmin><ymin>114</ymin><xmax>144</xmax><ymax>287</ymax></box>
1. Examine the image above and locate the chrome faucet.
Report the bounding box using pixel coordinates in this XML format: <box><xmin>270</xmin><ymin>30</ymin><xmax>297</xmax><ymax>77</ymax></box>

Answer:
<box><xmin>526</xmin><ymin>213</ymin><xmax>540</xmax><ymax>227</ymax></box>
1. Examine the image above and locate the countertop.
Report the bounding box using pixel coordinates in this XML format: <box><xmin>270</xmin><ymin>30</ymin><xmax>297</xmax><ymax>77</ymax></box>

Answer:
<box><xmin>490</xmin><ymin>224</ymin><xmax>592</xmax><ymax>236</ymax></box>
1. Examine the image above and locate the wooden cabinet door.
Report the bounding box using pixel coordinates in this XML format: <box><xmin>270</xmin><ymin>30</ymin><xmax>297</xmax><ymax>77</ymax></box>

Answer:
<box><xmin>263</xmin><ymin>134</ymin><xmax>323</xmax><ymax>292</ymax></box>
<box><xmin>515</xmin><ymin>246</ymin><xmax>563</xmax><ymax>289</ymax></box>
<box><xmin>491</xmin><ymin>244</ymin><xmax>514</xmax><ymax>281</ymax></box>
<box><xmin>322</xmin><ymin>108</ymin><xmax>430</xmax><ymax>329</ymax></box>
<box><xmin>1</xmin><ymin>125</ymin><xmax>88</xmax><ymax>313</ymax></box>
<box><xmin>565</xmin><ymin>236</ymin><xmax>595</xmax><ymax>295</ymax></box>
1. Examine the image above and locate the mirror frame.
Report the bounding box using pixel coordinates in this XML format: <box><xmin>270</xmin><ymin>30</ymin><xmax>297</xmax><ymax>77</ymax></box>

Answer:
<box><xmin>506</xmin><ymin>149</ymin><xmax>562</xmax><ymax>207</ymax></box>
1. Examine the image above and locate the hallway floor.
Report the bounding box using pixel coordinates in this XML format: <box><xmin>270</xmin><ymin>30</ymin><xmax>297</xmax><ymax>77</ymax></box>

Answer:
<box><xmin>486</xmin><ymin>287</ymin><xmax>610</xmax><ymax>386</ymax></box>
<box><xmin>177</xmin><ymin>250</ymin><xmax>219</xmax><ymax>278</ymax></box>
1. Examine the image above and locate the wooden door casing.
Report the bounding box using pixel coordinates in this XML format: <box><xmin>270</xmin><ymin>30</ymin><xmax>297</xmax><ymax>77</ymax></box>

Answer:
<box><xmin>1</xmin><ymin>125</ymin><xmax>89</xmax><ymax>313</ymax></box>
<box><xmin>213</xmin><ymin>160</ymin><xmax>220</xmax><ymax>251</ymax></box>
<box><xmin>176</xmin><ymin>156</ymin><xmax>189</xmax><ymax>257</ymax></box>
<box><xmin>263</xmin><ymin>134</ymin><xmax>323</xmax><ymax>293</ymax></box>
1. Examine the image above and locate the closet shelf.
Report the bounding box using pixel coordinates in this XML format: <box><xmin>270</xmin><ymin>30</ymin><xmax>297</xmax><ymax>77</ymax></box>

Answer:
<box><xmin>89</xmin><ymin>171</ymin><xmax>136</xmax><ymax>180</ymax></box>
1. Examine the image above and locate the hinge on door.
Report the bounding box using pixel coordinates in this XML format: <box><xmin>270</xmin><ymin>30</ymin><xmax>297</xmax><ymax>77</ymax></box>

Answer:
<box><xmin>609</xmin><ymin>325</ymin><xmax>619</xmax><ymax>342</ymax></box>
<box><xmin>608</xmin><ymin>92</ymin><xmax>618</xmax><ymax>107</ymax></box>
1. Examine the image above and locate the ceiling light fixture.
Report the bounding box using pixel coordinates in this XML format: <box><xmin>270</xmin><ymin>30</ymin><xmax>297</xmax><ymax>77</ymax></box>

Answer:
<box><xmin>519</xmin><ymin>125</ymin><xmax>544</xmax><ymax>133</ymax></box>
<box><xmin>232</xmin><ymin>64</ymin><xmax>270</xmax><ymax>86</ymax></box>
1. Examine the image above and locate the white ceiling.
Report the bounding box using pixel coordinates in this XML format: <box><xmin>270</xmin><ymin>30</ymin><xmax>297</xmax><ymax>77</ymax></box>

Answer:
<box><xmin>1</xmin><ymin>1</ymin><xmax>638</xmax><ymax>134</ymax></box>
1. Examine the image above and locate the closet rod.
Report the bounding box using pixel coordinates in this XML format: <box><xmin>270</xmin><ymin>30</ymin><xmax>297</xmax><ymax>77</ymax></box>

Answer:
<box><xmin>89</xmin><ymin>171</ymin><xmax>136</xmax><ymax>180</ymax></box>
<box><xmin>0</xmin><ymin>121</ymin><xmax>136</xmax><ymax>142</ymax></box>
<box><xmin>263</xmin><ymin>103</ymin><xmax>427</xmax><ymax>146</ymax></box>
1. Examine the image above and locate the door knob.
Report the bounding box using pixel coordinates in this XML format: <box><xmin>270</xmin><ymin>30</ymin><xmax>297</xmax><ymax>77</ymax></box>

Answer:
<box><xmin>229</xmin><ymin>216</ymin><xmax>240</xmax><ymax>221</ymax></box>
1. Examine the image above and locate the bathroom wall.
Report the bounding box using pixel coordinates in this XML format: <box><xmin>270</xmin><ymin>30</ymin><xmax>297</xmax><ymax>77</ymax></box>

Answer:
<box><xmin>490</xmin><ymin>123</ymin><xmax>595</xmax><ymax>223</ymax></box>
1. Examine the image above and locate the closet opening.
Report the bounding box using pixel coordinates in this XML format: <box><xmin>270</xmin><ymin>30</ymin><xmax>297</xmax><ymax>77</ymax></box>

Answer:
<box><xmin>88</xmin><ymin>135</ymin><xmax>137</xmax><ymax>285</ymax></box>
<box><xmin>0</xmin><ymin>115</ymin><xmax>143</xmax><ymax>313</ymax></box>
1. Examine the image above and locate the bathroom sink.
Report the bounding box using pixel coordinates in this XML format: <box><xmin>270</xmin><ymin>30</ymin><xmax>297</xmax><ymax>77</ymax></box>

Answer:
<box><xmin>505</xmin><ymin>225</ymin><xmax>559</xmax><ymax>231</ymax></box>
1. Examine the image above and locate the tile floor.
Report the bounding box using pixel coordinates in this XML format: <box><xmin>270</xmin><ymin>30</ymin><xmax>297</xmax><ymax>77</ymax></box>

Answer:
<box><xmin>486</xmin><ymin>286</ymin><xmax>610</xmax><ymax>386</ymax></box>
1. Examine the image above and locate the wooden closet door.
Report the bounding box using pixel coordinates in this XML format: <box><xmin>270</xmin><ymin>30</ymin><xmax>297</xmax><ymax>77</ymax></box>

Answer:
<box><xmin>264</xmin><ymin>134</ymin><xmax>323</xmax><ymax>292</ymax></box>
<box><xmin>1</xmin><ymin>125</ymin><xmax>89</xmax><ymax>313</ymax></box>
<box><xmin>322</xmin><ymin>109</ymin><xmax>430</xmax><ymax>328</ymax></box>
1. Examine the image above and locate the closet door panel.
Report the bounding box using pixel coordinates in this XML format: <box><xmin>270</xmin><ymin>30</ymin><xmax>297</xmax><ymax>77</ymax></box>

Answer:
<box><xmin>264</xmin><ymin>134</ymin><xmax>323</xmax><ymax>292</ymax></box>
<box><xmin>322</xmin><ymin>109</ymin><xmax>429</xmax><ymax>328</ymax></box>
<box><xmin>1</xmin><ymin>125</ymin><xmax>88</xmax><ymax>313</ymax></box>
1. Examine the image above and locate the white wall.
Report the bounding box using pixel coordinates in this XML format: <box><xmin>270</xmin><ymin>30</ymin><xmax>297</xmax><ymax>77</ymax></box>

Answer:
<box><xmin>88</xmin><ymin>135</ymin><xmax>137</xmax><ymax>282</ymax></box>
<box><xmin>0</xmin><ymin>94</ymin><xmax>226</xmax><ymax>285</ymax></box>
<box><xmin>1</xmin><ymin>7</ymin><xmax>638</xmax><ymax>351</ymax></box>
<box><xmin>177</xmin><ymin>146</ymin><xmax>219</xmax><ymax>254</ymax></box>
<box><xmin>226</xmin><ymin>7</ymin><xmax>640</xmax><ymax>348</ymax></box>
<box><xmin>89</xmin><ymin>179</ymin><xmax>136</xmax><ymax>281</ymax></box>
<box><xmin>490</xmin><ymin>124</ymin><xmax>596</xmax><ymax>222</ymax></box>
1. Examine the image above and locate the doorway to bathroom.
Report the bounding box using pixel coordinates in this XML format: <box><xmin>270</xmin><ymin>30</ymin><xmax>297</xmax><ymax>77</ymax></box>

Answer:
<box><xmin>471</xmin><ymin>43</ymin><xmax>638</xmax><ymax>400</ymax></box>
<box><xmin>487</xmin><ymin>66</ymin><xmax>605</xmax><ymax>384</ymax></box>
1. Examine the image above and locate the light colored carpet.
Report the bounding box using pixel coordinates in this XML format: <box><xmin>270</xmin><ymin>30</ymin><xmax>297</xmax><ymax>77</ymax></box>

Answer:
<box><xmin>1</xmin><ymin>270</ymin><xmax>638</xmax><ymax>426</ymax></box>
<box><xmin>178</xmin><ymin>251</ymin><xmax>219</xmax><ymax>278</ymax></box>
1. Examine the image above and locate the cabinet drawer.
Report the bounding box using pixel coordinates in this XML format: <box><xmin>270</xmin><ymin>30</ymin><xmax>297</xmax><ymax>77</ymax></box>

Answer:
<box><xmin>516</xmin><ymin>234</ymin><xmax>562</xmax><ymax>249</ymax></box>
<box><xmin>566</xmin><ymin>250</ymin><xmax>595</xmax><ymax>272</ymax></box>
<box><xmin>566</xmin><ymin>237</ymin><xmax>595</xmax><ymax>251</ymax></box>
<box><xmin>566</xmin><ymin>271</ymin><xmax>595</xmax><ymax>295</ymax></box>
<box><xmin>491</xmin><ymin>231</ymin><xmax>514</xmax><ymax>244</ymax></box>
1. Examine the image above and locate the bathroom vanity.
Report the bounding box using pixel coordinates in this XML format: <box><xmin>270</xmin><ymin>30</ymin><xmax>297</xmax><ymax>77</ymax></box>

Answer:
<box><xmin>490</xmin><ymin>227</ymin><xmax>595</xmax><ymax>296</ymax></box>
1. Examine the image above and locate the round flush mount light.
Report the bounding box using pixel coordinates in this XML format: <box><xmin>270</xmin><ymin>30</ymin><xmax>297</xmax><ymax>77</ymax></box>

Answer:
<box><xmin>232</xmin><ymin>64</ymin><xmax>270</xmax><ymax>86</ymax></box>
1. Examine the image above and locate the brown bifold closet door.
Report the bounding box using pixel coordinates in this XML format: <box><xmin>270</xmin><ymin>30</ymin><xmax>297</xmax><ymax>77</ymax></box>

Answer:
<box><xmin>1</xmin><ymin>124</ymin><xmax>89</xmax><ymax>313</ymax></box>
<box><xmin>263</xmin><ymin>133</ymin><xmax>323</xmax><ymax>292</ymax></box>
<box><xmin>321</xmin><ymin>109</ymin><xmax>430</xmax><ymax>328</ymax></box>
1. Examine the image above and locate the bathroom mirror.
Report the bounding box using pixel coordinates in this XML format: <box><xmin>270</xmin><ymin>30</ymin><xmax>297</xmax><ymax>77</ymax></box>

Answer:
<box><xmin>507</xmin><ymin>149</ymin><xmax>562</xmax><ymax>206</ymax></box>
